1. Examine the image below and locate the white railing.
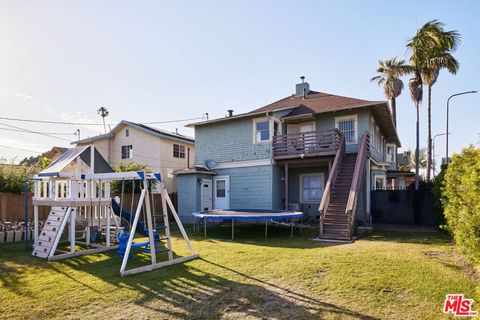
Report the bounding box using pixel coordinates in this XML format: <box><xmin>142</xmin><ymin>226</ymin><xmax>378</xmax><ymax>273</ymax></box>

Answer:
<box><xmin>33</xmin><ymin>179</ymin><xmax>111</xmax><ymax>204</ymax></box>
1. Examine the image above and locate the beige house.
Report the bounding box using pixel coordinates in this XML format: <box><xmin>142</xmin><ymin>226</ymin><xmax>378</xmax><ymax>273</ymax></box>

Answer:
<box><xmin>73</xmin><ymin>120</ymin><xmax>195</xmax><ymax>191</ymax></box>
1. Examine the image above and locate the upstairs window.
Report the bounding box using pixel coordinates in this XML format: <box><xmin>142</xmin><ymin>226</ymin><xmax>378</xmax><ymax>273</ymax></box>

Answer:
<box><xmin>173</xmin><ymin>144</ymin><xmax>185</xmax><ymax>158</ymax></box>
<box><xmin>335</xmin><ymin>115</ymin><xmax>357</xmax><ymax>144</ymax></box>
<box><xmin>386</xmin><ymin>144</ymin><xmax>395</xmax><ymax>162</ymax></box>
<box><xmin>121</xmin><ymin>145</ymin><xmax>133</xmax><ymax>159</ymax></box>
<box><xmin>253</xmin><ymin>118</ymin><xmax>270</xmax><ymax>143</ymax></box>
<box><xmin>125</xmin><ymin>129</ymin><xmax>129</xmax><ymax>137</ymax></box>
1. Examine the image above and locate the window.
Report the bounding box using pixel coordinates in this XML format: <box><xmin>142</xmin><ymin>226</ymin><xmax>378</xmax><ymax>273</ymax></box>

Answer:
<box><xmin>121</xmin><ymin>145</ymin><xmax>133</xmax><ymax>159</ymax></box>
<box><xmin>335</xmin><ymin>115</ymin><xmax>357</xmax><ymax>144</ymax></box>
<box><xmin>374</xmin><ymin>175</ymin><xmax>386</xmax><ymax>190</ymax></box>
<box><xmin>386</xmin><ymin>144</ymin><xmax>395</xmax><ymax>162</ymax></box>
<box><xmin>300</xmin><ymin>173</ymin><xmax>324</xmax><ymax>203</ymax></box>
<box><xmin>173</xmin><ymin>144</ymin><xmax>185</xmax><ymax>158</ymax></box>
<box><xmin>253</xmin><ymin>118</ymin><xmax>270</xmax><ymax>143</ymax></box>
<box><xmin>125</xmin><ymin>129</ymin><xmax>129</xmax><ymax>137</ymax></box>
<box><xmin>216</xmin><ymin>180</ymin><xmax>226</xmax><ymax>197</ymax></box>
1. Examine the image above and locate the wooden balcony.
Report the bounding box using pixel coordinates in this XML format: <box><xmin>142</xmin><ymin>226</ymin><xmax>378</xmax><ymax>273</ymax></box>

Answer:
<box><xmin>273</xmin><ymin>129</ymin><xmax>343</xmax><ymax>160</ymax></box>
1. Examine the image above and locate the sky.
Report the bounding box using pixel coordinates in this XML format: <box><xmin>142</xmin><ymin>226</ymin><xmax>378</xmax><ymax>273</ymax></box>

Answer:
<box><xmin>0</xmin><ymin>0</ymin><xmax>478</xmax><ymax>169</ymax></box>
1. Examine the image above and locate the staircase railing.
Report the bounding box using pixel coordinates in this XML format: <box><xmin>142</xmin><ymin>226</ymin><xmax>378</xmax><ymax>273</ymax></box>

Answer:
<box><xmin>319</xmin><ymin>133</ymin><xmax>345</xmax><ymax>235</ymax></box>
<box><xmin>345</xmin><ymin>132</ymin><xmax>370</xmax><ymax>238</ymax></box>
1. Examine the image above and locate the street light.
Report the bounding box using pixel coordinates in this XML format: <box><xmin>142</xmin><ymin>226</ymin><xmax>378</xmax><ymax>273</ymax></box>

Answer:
<box><xmin>446</xmin><ymin>91</ymin><xmax>477</xmax><ymax>163</ymax></box>
<box><xmin>432</xmin><ymin>132</ymin><xmax>450</xmax><ymax>177</ymax></box>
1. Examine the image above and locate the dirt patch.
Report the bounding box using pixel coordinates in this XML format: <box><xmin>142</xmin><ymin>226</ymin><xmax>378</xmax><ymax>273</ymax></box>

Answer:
<box><xmin>424</xmin><ymin>248</ymin><xmax>480</xmax><ymax>281</ymax></box>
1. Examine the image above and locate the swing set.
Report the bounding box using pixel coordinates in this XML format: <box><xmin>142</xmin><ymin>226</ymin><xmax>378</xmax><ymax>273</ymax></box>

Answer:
<box><xmin>28</xmin><ymin>146</ymin><xmax>198</xmax><ymax>276</ymax></box>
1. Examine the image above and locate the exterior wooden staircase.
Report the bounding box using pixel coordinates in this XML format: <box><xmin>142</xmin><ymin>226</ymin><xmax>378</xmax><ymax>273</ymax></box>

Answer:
<box><xmin>319</xmin><ymin>132</ymin><xmax>370</xmax><ymax>241</ymax></box>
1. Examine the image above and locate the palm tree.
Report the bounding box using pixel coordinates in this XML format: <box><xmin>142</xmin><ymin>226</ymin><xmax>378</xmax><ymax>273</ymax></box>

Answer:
<box><xmin>370</xmin><ymin>57</ymin><xmax>410</xmax><ymax>126</ymax></box>
<box><xmin>407</xmin><ymin>20</ymin><xmax>460</xmax><ymax>181</ymax></box>
<box><xmin>408</xmin><ymin>77</ymin><xmax>423</xmax><ymax>190</ymax></box>
<box><xmin>97</xmin><ymin>107</ymin><xmax>110</xmax><ymax>134</ymax></box>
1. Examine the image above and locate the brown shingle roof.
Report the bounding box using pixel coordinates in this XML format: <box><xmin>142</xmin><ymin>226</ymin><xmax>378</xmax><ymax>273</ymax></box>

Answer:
<box><xmin>249</xmin><ymin>90</ymin><xmax>384</xmax><ymax>114</ymax></box>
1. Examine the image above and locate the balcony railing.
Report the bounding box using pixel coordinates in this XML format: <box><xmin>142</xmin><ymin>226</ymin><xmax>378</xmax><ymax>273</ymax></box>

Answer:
<box><xmin>273</xmin><ymin>129</ymin><xmax>343</xmax><ymax>160</ymax></box>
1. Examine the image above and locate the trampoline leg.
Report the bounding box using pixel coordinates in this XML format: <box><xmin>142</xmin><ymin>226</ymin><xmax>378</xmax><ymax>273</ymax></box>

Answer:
<box><xmin>290</xmin><ymin>218</ymin><xmax>294</xmax><ymax>238</ymax></box>
<box><xmin>265</xmin><ymin>220</ymin><xmax>268</xmax><ymax>240</ymax></box>
<box><xmin>204</xmin><ymin>219</ymin><xmax>207</xmax><ymax>238</ymax></box>
<box><xmin>231</xmin><ymin>219</ymin><xmax>234</xmax><ymax>241</ymax></box>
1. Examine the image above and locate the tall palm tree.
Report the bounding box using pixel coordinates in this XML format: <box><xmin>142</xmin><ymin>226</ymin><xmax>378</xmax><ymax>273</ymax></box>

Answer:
<box><xmin>371</xmin><ymin>57</ymin><xmax>410</xmax><ymax>126</ymax></box>
<box><xmin>408</xmin><ymin>77</ymin><xmax>423</xmax><ymax>190</ymax></box>
<box><xmin>97</xmin><ymin>107</ymin><xmax>110</xmax><ymax>134</ymax></box>
<box><xmin>407</xmin><ymin>20</ymin><xmax>460</xmax><ymax>181</ymax></box>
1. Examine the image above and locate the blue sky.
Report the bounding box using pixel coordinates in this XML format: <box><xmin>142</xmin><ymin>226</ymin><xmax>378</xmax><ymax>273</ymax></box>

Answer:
<box><xmin>0</xmin><ymin>1</ymin><xmax>478</xmax><ymax>167</ymax></box>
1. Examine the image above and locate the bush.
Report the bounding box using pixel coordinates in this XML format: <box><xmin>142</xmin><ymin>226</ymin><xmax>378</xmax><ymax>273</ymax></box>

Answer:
<box><xmin>432</xmin><ymin>164</ymin><xmax>447</xmax><ymax>226</ymax></box>
<box><xmin>110</xmin><ymin>161</ymin><xmax>155</xmax><ymax>194</ymax></box>
<box><xmin>442</xmin><ymin>146</ymin><xmax>480</xmax><ymax>262</ymax></box>
<box><xmin>0</xmin><ymin>163</ymin><xmax>35</xmax><ymax>193</ymax></box>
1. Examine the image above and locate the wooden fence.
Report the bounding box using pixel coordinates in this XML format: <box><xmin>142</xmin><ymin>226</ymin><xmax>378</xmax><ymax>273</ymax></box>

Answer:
<box><xmin>0</xmin><ymin>192</ymin><xmax>178</xmax><ymax>223</ymax></box>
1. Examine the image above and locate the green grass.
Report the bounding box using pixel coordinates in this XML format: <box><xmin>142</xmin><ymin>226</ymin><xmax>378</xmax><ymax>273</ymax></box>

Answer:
<box><xmin>0</xmin><ymin>225</ymin><xmax>478</xmax><ymax>319</ymax></box>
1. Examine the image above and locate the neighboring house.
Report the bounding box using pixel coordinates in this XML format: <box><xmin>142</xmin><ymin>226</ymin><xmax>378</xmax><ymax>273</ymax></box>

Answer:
<box><xmin>176</xmin><ymin>79</ymin><xmax>401</xmax><ymax>240</ymax></box>
<box><xmin>45</xmin><ymin>147</ymin><xmax>68</xmax><ymax>162</ymax></box>
<box><xmin>73</xmin><ymin>120</ymin><xmax>195</xmax><ymax>192</ymax></box>
<box><xmin>386</xmin><ymin>151</ymin><xmax>415</xmax><ymax>189</ymax></box>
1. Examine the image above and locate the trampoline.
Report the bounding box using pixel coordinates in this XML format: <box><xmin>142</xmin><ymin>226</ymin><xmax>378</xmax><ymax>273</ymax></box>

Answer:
<box><xmin>192</xmin><ymin>209</ymin><xmax>303</xmax><ymax>240</ymax></box>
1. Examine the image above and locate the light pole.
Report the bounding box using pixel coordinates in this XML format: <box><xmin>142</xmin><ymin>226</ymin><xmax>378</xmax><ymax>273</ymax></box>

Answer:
<box><xmin>446</xmin><ymin>91</ymin><xmax>477</xmax><ymax>163</ymax></box>
<box><xmin>432</xmin><ymin>132</ymin><xmax>450</xmax><ymax>177</ymax></box>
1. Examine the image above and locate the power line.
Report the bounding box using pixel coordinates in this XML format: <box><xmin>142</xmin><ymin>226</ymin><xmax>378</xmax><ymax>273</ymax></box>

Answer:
<box><xmin>0</xmin><ymin>122</ymin><xmax>71</xmax><ymax>142</ymax></box>
<box><xmin>0</xmin><ymin>127</ymin><xmax>76</xmax><ymax>135</ymax></box>
<box><xmin>0</xmin><ymin>115</ymin><xmax>206</xmax><ymax>126</ymax></box>
<box><xmin>0</xmin><ymin>145</ymin><xmax>43</xmax><ymax>154</ymax></box>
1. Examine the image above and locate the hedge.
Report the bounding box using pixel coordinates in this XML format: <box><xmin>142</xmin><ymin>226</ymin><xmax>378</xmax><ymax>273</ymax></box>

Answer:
<box><xmin>442</xmin><ymin>146</ymin><xmax>480</xmax><ymax>262</ymax></box>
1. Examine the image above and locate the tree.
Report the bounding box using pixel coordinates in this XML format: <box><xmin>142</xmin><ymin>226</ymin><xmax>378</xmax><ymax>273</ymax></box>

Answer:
<box><xmin>408</xmin><ymin>76</ymin><xmax>423</xmax><ymax>190</ymax></box>
<box><xmin>97</xmin><ymin>107</ymin><xmax>110</xmax><ymax>134</ymax></box>
<box><xmin>371</xmin><ymin>57</ymin><xmax>410</xmax><ymax>126</ymax></box>
<box><xmin>406</xmin><ymin>20</ymin><xmax>460</xmax><ymax>181</ymax></box>
<box><xmin>110</xmin><ymin>161</ymin><xmax>155</xmax><ymax>194</ymax></box>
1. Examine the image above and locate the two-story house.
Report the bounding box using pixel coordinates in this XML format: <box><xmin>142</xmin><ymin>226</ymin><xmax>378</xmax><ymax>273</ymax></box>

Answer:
<box><xmin>176</xmin><ymin>80</ymin><xmax>400</xmax><ymax>240</ymax></box>
<box><xmin>73</xmin><ymin>120</ymin><xmax>195</xmax><ymax>192</ymax></box>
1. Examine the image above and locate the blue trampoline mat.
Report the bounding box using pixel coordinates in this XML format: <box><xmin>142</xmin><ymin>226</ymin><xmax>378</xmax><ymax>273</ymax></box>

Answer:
<box><xmin>192</xmin><ymin>209</ymin><xmax>303</xmax><ymax>220</ymax></box>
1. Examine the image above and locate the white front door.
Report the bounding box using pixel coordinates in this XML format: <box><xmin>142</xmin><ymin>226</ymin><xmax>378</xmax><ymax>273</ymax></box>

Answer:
<box><xmin>213</xmin><ymin>176</ymin><xmax>230</xmax><ymax>209</ymax></box>
<box><xmin>200</xmin><ymin>179</ymin><xmax>212</xmax><ymax>211</ymax></box>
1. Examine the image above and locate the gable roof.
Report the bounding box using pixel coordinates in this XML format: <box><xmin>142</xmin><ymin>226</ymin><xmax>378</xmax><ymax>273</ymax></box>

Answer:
<box><xmin>187</xmin><ymin>90</ymin><xmax>400</xmax><ymax>146</ymax></box>
<box><xmin>39</xmin><ymin>146</ymin><xmax>114</xmax><ymax>177</ymax></box>
<box><xmin>250</xmin><ymin>90</ymin><xmax>384</xmax><ymax>114</ymax></box>
<box><xmin>73</xmin><ymin>120</ymin><xmax>195</xmax><ymax>145</ymax></box>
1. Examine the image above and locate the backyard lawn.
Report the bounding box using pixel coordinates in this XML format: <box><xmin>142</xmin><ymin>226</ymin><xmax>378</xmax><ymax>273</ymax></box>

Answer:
<box><xmin>0</xmin><ymin>225</ymin><xmax>478</xmax><ymax>319</ymax></box>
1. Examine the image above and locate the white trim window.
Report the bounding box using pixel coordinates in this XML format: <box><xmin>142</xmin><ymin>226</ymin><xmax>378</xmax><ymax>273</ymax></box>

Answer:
<box><xmin>173</xmin><ymin>144</ymin><xmax>185</xmax><ymax>158</ymax></box>
<box><xmin>121</xmin><ymin>145</ymin><xmax>133</xmax><ymax>159</ymax></box>
<box><xmin>386</xmin><ymin>144</ymin><xmax>396</xmax><ymax>163</ymax></box>
<box><xmin>335</xmin><ymin>115</ymin><xmax>358</xmax><ymax>144</ymax></box>
<box><xmin>253</xmin><ymin>118</ymin><xmax>271</xmax><ymax>143</ymax></box>
<box><xmin>300</xmin><ymin>173</ymin><xmax>324</xmax><ymax>203</ymax></box>
<box><xmin>374</xmin><ymin>174</ymin><xmax>386</xmax><ymax>190</ymax></box>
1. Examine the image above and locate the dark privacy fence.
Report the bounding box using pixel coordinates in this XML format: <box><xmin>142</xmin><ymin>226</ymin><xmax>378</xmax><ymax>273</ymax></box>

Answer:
<box><xmin>371</xmin><ymin>189</ymin><xmax>436</xmax><ymax>226</ymax></box>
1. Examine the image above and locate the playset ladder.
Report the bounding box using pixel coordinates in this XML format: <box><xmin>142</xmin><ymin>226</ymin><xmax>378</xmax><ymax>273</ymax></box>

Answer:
<box><xmin>32</xmin><ymin>206</ymin><xmax>71</xmax><ymax>258</ymax></box>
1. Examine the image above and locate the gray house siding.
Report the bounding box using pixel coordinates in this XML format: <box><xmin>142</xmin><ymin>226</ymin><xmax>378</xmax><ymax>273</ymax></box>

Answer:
<box><xmin>287</xmin><ymin>166</ymin><xmax>329</xmax><ymax>219</ymax></box>
<box><xmin>314</xmin><ymin>109</ymin><xmax>371</xmax><ymax>154</ymax></box>
<box><xmin>176</xmin><ymin>173</ymin><xmax>209</xmax><ymax>223</ymax></box>
<box><xmin>214</xmin><ymin>165</ymin><xmax>273</xmax><ymax>209</ymax></box>
<box><xmin>195</xmin><ymin>117</ymin><xmax>272</xmax><ymax>166</ymax></box>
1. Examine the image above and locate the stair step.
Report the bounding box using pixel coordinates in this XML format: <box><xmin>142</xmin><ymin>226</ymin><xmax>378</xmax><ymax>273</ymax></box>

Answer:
<box><xmin>317</xmin><ymin>234</ymin><xmax>352</xmax><ymax>241</ymax></box>
<box><xmin>32</xmin><ymin>250</ymin><xmax>49</xmax><ymax>258</ymax></box>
